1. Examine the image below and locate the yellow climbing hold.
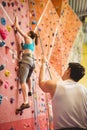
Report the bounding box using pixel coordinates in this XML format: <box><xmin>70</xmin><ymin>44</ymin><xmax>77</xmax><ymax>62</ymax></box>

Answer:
<box><xmin>6</xmin><ymin>25</ymin><xmax>11</xmax><ymax>32</ymax></box>
<box><xmin>20</xmin><ymin>0</ymin><xmax>25</xmax><ymax>2</ymax></box>
<box><xmin>4</xmin><ymin>70</ymin><xmax>10</xmax><ymax>77</ymax></box>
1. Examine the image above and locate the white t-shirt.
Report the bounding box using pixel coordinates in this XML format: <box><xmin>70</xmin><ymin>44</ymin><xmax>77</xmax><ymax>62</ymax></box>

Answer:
<box><xmin>52</xmin><ymin>79</ymin><xmax>87</xmax><ymax>129</ymax></box>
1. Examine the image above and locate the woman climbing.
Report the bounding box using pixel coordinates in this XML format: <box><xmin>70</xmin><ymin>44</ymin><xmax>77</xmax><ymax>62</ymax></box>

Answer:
<box><xmin>14</xmin><ymin>16</ymin><xmax>38</xmax><ymax>111</ymax></box>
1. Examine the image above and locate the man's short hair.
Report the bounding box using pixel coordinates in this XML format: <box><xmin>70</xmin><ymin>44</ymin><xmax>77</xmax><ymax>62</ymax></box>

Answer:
<box><xmin>69</xmin><ymin>62</ymin><xmax>85</xmax><ymax>82</ymax></box>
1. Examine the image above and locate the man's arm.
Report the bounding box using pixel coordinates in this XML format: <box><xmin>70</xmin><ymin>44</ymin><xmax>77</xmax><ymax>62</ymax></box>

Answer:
<box><xmin>39</xmin><ymin>57</ymin><xmax>57</xmax><ymax>97</ymax></box>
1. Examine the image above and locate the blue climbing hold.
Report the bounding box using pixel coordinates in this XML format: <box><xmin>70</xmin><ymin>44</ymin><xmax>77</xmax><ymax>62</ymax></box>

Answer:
<box><xmin>0</xmin><ymin>94</ymin><xmax>3</xmax><ymax>104</ymax></box>
<box><xmin>1</xmin><ymin>17</ymin><xmax>6</xmax><ymax>25</ymax></box>
<box><xmin>0</xmin><ymin>64</ymin><xmax>5</xmax><ymax>71</ymax></box>
<box><xmin>0</xmin><ymin>41</ymin><xmax>5</xmax><ymax>47</ymax></box>
<box><xmin>32</xmin><ymin>20</ymin><xmax>37</xmax><ymax>25</ymax></box>
<box><xmin>0</xmin><ymin>95</ymin><xmax>2</xmax><ymax>99</ymax></box>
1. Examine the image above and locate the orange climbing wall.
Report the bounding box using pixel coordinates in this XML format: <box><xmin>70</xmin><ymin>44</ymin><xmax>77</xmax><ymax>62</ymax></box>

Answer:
<box><xmin>50</xmin><ymin>1</ymin><xmax>82</xmax><ymax>75</ymax></box>
<box><xmin>0</xmin><ymin>0</ymin><xmax>82</xmax><ymax>130</ymax></box>
<box><xmin>51</xmin><ymin>0</ymin><xmax>62</xmax><ymax>17</ymax></box>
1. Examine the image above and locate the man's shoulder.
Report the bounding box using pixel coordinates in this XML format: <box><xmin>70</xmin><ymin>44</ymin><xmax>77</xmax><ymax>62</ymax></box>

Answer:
<box><xmin>78</xmin><ymin>83</ymin><xmax>87</xmax><ymax>94</ymax></box>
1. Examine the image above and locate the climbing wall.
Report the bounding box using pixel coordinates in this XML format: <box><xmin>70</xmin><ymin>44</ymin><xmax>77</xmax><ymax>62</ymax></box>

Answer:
<box><xmin>0</xmin><ymin>0</ymin><xmax>49</xmax><ymax>130</ymax></box>
<box><xmin>49</xmin><ymin>1</ymin><xmax>82</xmax><ymax>75</ymax></box>
<box><xmin>0</xmin><ymin>0</ymin><xmax>83</xmax><ymax>130</ymax></box>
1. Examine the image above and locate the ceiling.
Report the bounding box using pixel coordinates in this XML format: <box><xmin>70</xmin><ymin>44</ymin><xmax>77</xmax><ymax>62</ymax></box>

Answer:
<box><xmin>68</xmin><ymin>0</ymin><xmax>87</xmax><ymax>22</ymax></box>
<box><xmin>68</xmin><ymin>0</ymin><xmax>87</xmax><ymax>42</ymax></box>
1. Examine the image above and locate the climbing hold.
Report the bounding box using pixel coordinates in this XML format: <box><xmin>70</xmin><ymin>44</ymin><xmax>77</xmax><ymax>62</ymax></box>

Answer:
<box><xmin>15</xmin><ymin>1</ymin><xmax>18</xmax><ymax>6</ymax></box>
<box><xmin>7</xmin><ymin>26</ymin><xmax>11</xmax><ymax>32</ymax></box>
<box><xmin>32</xmin><ymin>110</ymin><xmax>34</xmax><ymax>114</ymax></box>
<box><xmin>31</xmin><ymin>1</ymin><xmax>35</xmax><ymax>5</ymax></box>
<box><xmin>19</xmin><ymin>21</ymin><xmax>21</xmax><ymax>25</ymax></box>
<box><xmin>4</xmin><ymin>81</ymin><xmax>9</xmax><ymax>89</ymax></box>
<box><xmin>10</xmin><ymin>97</ymin><xmax>15</xmax><ymax>104</ymax></box>
<box><xmin>0</xmin><ymin>64</ymin><xmax>5</xmax><ymax>71</ymax></box>
<box><xmin>52</xmin><ymin>33</ymin><xmax>54</xmax><ymax>36</ymax></box>
<box><xmin>11</xmin><ymin>41</ymin><xmax>14</xmax><ymax>46</ymax></box>
<box><xmin>18</xmin><ymin>7</ymin><xmax>21</xmax><ymax>11</ymax></box>
<box><xmin>50</xmin><ymin>45</ymin><xmax>52</xmax><ymax>48</ymax></box>
<box><xmin>29</xmin><ymin>27</ymin><xmax>32</xmax><ymax>30</ymax></box>
<box><xmin>2</xmin><ymin>1</ymin><xmax>6</xmax><ymax>7</ymax></box>
<box><xmin>0</xmin><ymin>79</ymin><xmax>3</xmax><ymax>86</ymax></box>
<box><xmin>5</xmin><ymin>46</ymin><xmax>10</xmax><ymax>54</ymax></box>
<box><xmin>0</xmin><ymin>28</ymin><xmax>7</xmax><ymax>40</ymax></box>
<box><xmin>0</xmin><ymin>94</ymin><xmax>3</xmax><ymax>104</ymax></box>
<box><xmin>18</xmin><ymin>88</ymin><xmax>22</xmax><ymax>94</ymax></box>
<box><xmin>0</xmin><ymin>40</ymin><xmax>5</xmax><ymax>47</ymax></box>
<box><xmin>0</xmin><ymin>95</ymin><xmax>2</xmax><ymax>99</ymax></box>
<box><xmin>1</xmin><ymin>17</ymin><xmax>6</xmax><ymax>25</ymax></box>
<box><xmin>41</xmin><ymin>98</ymin><xmax>45</xmax><ymax>101</ymax></box>
<box><xmin>32</xmin><ymin>20</ymin><xmax>37</xmax><ymax>25</ymax></box>
<box><xmin>9</xmin><ymin>127</ymin><xmax>14</xmax><ymax>130</ymax></box>
<box><xmin>38</xmin><ymin>28</ymin><xmax>41</xmax><ymax>32</ymax></box>
<box><xmin>32</xmin><ymin>13</ymin><xmax>36</xmax><ymax>17</ymax></box>
<box><xmin>10</xmin><ymin>85</ymin><xmax>14</xmax><ymax>90</ymax></box>
<box><xmin>34</xmin><ymin>122</ymin><xmax>37</xmax><ymax>126</ymax></box>
<box><xmin>4</xmin><ymin>70</ymin><xmax>10</xmax><ymax>77</ymax></box>
<box><xmin>20</xmin><ymin>0</ymin><xmax>25</xmax><ymax>2</ymax></box>
<box><xmin>40</xmin><ymin>3</ymin><xmax>44</xmax><ymax>7</ymax></box>
<box><xmin>7</xmin><ymin>2</ymin><xmax>10</xmax><ymax>7</ymax></box>
<box><xmin>11</xmin><ymin>2</ymin><xmax>14</xmax><ymax>7</ymax></box>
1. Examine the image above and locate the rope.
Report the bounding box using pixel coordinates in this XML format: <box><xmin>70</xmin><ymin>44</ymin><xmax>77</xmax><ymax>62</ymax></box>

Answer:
<box><xmin>31</xmin><ymin>0</ymin><xmax>52</xmax><ymax>79</ymax></box>
<box><xmin>32</xmin><ymin>74</ymin><xmax>40</xmax><ymax>130</ymax></box>
<box><xmin>34</xmin><ymin>0</ymin><xmax>50</xmax><ymax>32</ymax></box>
<box><xmin>28</xmin><ymin>0</ymin><xmax>31</xmax><ymax>31</ymax></box>
<box><xmin>28</xmin><ymin>1</ymin><xmax>40</xmax><ymax>129</ymax></box>
<box><xmin>30</xmin><ymin>1</ymin><xmax>54</xmax><ymax>130</ymax></box>
<box><xmin>0</xmin><ymin>4</ymin><xmax>13</xmax><ymax>24</ymax></box>
<box><xmin>35</xmin><ymin>21</ymin><xmax>52</xmax><ymax>79</ymax></box>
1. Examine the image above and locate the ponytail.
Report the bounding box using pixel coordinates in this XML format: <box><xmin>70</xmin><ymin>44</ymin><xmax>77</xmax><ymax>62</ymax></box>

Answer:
<box><xmin>34</xmin><ymin>33</ymin><xmax>38</xmax><ymax>46</ymax></box>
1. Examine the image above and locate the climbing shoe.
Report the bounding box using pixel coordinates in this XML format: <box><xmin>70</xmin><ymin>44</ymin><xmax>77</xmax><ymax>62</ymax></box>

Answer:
<box><xmin>28</xmin><ymin>91</ymin><xmax>32</xmax><ymax>96</ymax></box>
<box><xmin>19</xmin><ymin>103</ymin><xmax>30</xmax><ymax>110</ymax></box>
